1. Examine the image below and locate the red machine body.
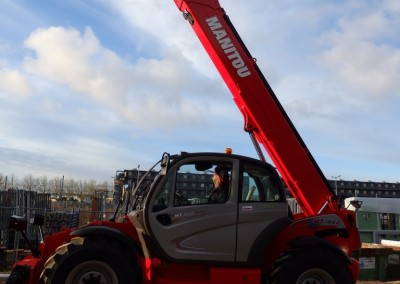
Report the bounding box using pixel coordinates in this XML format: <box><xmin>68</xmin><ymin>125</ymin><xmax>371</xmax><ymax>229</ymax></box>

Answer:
<box><xmin>6</xmin><ymin>1</ymin><xmax>361</xmax><ymax>283</ymax></box>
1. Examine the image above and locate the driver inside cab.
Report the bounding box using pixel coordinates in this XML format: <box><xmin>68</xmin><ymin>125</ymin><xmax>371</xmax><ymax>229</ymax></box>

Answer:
<box><xmin>209</xmin><ymin>166</ymin><xmax>229</xmax><ymax>203</ymax></box>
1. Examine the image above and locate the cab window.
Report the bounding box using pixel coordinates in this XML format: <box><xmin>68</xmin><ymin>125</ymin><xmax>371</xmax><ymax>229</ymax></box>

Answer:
<box><xmin>153</xmin><ymin>161</ymin><xmax>232</xmax><ymax>212</ymax></box>
<box><xmin>174</xmin><ymin>162</ymin><xmax>232</xmax><ymax>206</ymax></box>
<box><xmin>241</xmin><ymin>163</ymin><xmax>285</xmax><ymax>202</ymax></box>
<box><xmin>153</xmin><ymin>174</ymin><xmax>173</xmax><ymax>212</ymax></box>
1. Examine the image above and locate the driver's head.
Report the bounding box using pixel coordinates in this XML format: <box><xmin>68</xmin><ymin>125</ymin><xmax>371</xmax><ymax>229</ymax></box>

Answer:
<box><xmin>212</xmin><ymin>167</ymin><xmax>226</xmax><ymax>188</ymax></box>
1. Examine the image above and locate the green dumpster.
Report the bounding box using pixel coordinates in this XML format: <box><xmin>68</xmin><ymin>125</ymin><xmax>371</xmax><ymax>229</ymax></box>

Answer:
<box><xmin>358</xmin><ymin>245</ymin><xmax>392</xmax><ymax>281</ymax></box>
<box><xmin>386</xmin><ymin>251</ymin><xmax>400</xmax><ymax>280</ymax></box>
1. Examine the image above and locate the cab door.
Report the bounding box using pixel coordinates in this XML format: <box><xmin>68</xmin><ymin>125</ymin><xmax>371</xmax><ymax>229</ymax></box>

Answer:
<box><xmin>146</xmin><ymin>156</ymin><xmax>239</xmax><ymax>262</ymax></box>
<box><xmin>236</xmin><ymin>161</ymin><xmax>289</xmax><ymax>261</ymax></box>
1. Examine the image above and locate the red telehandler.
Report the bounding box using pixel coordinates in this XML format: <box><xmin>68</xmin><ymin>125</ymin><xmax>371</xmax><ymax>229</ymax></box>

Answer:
<box><xmin>6</xmin><ymin>0</ymin><xmax>361</xmax><ymax>283</ymax></box>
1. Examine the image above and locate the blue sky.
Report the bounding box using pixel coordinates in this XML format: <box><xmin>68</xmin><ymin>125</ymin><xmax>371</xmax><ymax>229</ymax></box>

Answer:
<box><xmin>0</xmin><ymin>0</ymin><xmax>399</xmax><ymax>183</ymax></box>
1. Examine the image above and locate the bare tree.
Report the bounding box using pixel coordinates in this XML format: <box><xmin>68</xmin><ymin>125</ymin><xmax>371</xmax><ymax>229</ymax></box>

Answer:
<box><xmin>85</xmin><ymin>179</ymin><xmax>98</xmax><ymax>198</ymax></box>
<box><xmin>38</xmin><ymin>175</ymin><xmax>49</xmax><ymax>193</ymax></box>
<box><xmin>64</xmin><ymin>178</ymin><xmax>80</xmax><ymax>200</ymax></box>
<box><xmin>48</xmin><ymin>176</ymin><xmax>65</xmax><ymax>198</ymax></box>
<box><xmin>76</xmin><ymin>180</ymin><xmax>85</xmax><ymax>203</ymax></box>
<box><xmin>1</xmin><ymin>172</ymin><xmax>117</xmax><ymax>203</ymax></box>
<box><xmin>0</xmin><ymin>173</ymin><xmax>5</xmax><ymax>190</ymax></box>
<box><xmin>107</xmin><ymin>180</ymin><xmax>114</xmax><ymax>193</ymax></box>
<box><xmin>23</xmin><ymin>174</ymin><xmax>38</xmax><ymax>191</ymax></box>
<box><xmin>9</xmin><ymin>174</ymin><xmax>18</xmax><ymax>189</ymax></box>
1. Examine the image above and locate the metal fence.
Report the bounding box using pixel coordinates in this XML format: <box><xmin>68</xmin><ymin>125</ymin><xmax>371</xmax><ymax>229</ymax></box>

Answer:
<box><xmin>1</xmin><ymin>190</ymin><xmax>50</xmax><ymax>246</ymax></box>
<box><xmin>0</xmin><ymin>190</ymin><xmax>115</xmax><ymax>254</ymax></box>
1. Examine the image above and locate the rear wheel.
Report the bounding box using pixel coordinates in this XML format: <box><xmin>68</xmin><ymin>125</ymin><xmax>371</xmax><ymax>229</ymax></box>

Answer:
<box><xmin>269</xmin><ymin>247</ymin><xmax>354</xmax><ymax>284</ymax></box>
<box><xmin>40</xmin><ymin>237</ymin><xmax>141</xmax><ymax>284</ymax></box>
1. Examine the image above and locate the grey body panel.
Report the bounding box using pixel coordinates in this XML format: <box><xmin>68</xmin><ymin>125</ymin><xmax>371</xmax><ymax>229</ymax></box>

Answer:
<box><xmin>130</xmin><ymin>154</ymin><xmax>288</xmax><ymax>263</ymax></box>
<box><xmin>149</xmin><ymin>202</ymin><xmax>237</xmax><ymax>261</ymax></box>
<box><xmin>236</xmin><ymin>202</ymin><xmax>288</xmax><ymax>261</ymax></box>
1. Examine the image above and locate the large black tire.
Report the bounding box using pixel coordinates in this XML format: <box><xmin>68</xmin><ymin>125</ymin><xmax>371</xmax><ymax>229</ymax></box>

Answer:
<box><xmin>40</xmin><ymin>237</ymin><xmax>141</xmax><ymax>284</ymax></box>
<box><xmin>269</xmin><ymin>247</ymin><xmax>354</xmax><ymax>284</ymax></box>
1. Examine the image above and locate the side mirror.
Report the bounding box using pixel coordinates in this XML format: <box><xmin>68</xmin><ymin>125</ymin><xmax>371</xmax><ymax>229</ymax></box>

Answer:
<box><xmin>160</xmin><ymin>152</ymin><xmax>170</xmax><ymax>176</ymax></box>
<box><xmin>33</xmin><ymin>214</ymin><xmax>45</xmax><ymax>241</ymax></box>
<box><xmin>9</xmin><ymin>215</ymin><xmax>27</xmax><ymax>231</ymax></box>
<box><xmin>346</xmin><ymin>200</ymin><xmax>363</xmax><ymax>212</ymax></box>
<box><xmin>8</xmin><ymin>215</ymin><xmax>41</xmax><ymax>258</ymax></box>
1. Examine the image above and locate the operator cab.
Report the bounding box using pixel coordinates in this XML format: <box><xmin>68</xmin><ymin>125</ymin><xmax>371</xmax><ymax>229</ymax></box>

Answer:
<box><xmin>129</xmin><ymin>152</ymin><xmax>288</xmax><ymax>263</ymax></box>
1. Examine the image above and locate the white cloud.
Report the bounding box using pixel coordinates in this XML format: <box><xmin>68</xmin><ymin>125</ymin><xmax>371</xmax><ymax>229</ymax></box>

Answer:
<box><xmin>21</xmin><ymin>26</ymin><xmax>219</xmax><ymax>130</ymax></box>
<box><xmin>319</xmin><ymin>42</ymin><xmax>400</xmax><ymax>97</ymax></box>
<box><xmin>24</xmin><ymin>27</ymin><xmax>102</xmax><ymax>93</ymax></box>
<box><xmin>316</xmin><ymin>3</ymin><xmax>400</xmax><ymax>98</ymax></box>
<box><xmin>0</xmin><ymin>69</ymin><xmax>32</xmax><ymax>96</ymax></box>
<box><xmin>106</xmin><ymin>0</ymin><xmax>219</xmax><ymax>78</ymax></box>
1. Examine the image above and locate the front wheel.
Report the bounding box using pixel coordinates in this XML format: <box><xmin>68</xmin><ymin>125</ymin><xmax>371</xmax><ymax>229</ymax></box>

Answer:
<box><xmin>269</xmin><ymin>247</ymin><xmax>354</xmax><ymax>284</ymax></box>
<box><xmin>40</xmin><ymin>237</ymin><xmax>141</xmax><ymax>284</ymax></box>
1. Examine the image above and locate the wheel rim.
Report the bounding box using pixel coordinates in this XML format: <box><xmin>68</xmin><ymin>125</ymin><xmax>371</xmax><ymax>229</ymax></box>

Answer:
<box><xmin>296</xmin><ymin>268</ymin><xmax>335</xmax><ymax>284</ymax></box>
<box><xmin>65</xmin><ymin>260</ymin><xmax>119</xmax><ymax>284</ymax></box>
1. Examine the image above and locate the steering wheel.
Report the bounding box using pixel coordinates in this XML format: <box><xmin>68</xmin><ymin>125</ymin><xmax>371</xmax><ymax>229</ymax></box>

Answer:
<box><xmin>175</xmin><ymin>191</ymin><xmax>191</xmax><ymax>206</ymax></box>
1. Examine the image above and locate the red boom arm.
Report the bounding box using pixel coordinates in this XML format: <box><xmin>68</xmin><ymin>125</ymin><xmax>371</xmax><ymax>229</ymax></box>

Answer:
<box><xmin>174</xmin><ymin>0</ymin><xmax>338</xmax><ymax>216</ymax></box>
